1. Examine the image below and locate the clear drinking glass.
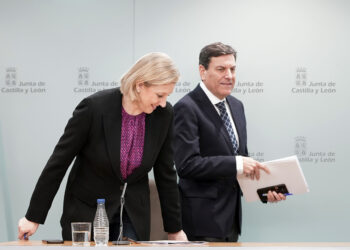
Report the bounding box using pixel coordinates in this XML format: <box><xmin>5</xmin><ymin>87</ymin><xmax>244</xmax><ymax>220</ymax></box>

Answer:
<box><xmin>71</xmin><ymin>222</ymin><xmax>91</xmax><ymax>246</ymax></box>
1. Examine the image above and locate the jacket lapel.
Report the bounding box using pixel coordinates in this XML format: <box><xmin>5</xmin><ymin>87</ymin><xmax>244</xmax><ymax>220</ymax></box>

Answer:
<box><xmin>191</xmin><ymin>85</ymin><xmax>235</xmax><ymax>154</ymax></box>
<box><xmin>103</xmin><ymin>90</ymin><xmax>123</xmax><ymax>180</ymax></box>
<box><xmin>103</xmin><ymin>89</ymin><xmax>160</xmax><ymax>183</ymax></box>
<box><xmin>125</xmin><ymin>113</ymin><xmax>157</xmax><ymax>183</ymax></box>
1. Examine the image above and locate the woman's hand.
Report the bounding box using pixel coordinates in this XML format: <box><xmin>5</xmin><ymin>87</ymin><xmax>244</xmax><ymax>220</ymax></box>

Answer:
<box><xmin>18</xmin><ymin>217</ymin><xmax>39</xmax><ymax>240</ymax></box>
<box><xmin>167</xmin><ymin>230</ymin><xmax>188</xmax><ymax>241</ymax></box>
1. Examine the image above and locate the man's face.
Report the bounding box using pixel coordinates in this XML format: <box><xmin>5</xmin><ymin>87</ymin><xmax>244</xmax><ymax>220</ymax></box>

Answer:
<box><xmin>199</xmin><ymin>54</ymin><xmax>236</xmax><ymax>100</ymax></box>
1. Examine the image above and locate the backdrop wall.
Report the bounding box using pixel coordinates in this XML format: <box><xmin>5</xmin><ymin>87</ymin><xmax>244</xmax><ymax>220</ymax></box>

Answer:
<box><xmin>0</xmin><ymin>0</ymin><xmax>349</xmax><ymax>242</ymax></box>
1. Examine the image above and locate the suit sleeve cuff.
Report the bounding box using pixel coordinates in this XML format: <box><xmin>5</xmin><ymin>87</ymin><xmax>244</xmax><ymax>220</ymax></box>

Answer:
<box><xmin>236</xmin><ymin>155</ymin><xmax>243</xmax><ymax>175</ymax></box>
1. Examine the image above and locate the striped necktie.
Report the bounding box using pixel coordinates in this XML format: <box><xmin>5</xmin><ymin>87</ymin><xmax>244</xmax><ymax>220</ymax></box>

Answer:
<box><xmin>215</xmin><ymin>101</ymin><xmax>239</xmax><ymax>154</ymax></box>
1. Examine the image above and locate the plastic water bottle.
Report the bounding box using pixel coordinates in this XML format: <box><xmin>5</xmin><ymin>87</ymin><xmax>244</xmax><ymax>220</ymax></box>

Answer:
<box><xmin>93</xmin><ymin>199</ymin><xmax>109</xmax><ymax>246</ymax></box>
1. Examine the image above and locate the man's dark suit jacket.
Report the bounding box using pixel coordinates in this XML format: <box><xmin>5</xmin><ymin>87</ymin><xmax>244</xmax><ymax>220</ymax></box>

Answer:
<box><xmin>174</xmin><ymin>85</ymin><xmax>248</xmax><ymax>239</ymax></box>
<box><xmin>25</xmin><ymin>88</ymin><xmax>182</xmax><ymax>240</ymax></box>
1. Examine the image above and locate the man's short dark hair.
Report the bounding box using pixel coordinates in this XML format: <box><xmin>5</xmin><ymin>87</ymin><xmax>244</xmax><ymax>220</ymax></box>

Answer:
<box><xmin>199</xmin><ymin>42</ymin><xmax>237</xmax><ymax>69</ymax></box>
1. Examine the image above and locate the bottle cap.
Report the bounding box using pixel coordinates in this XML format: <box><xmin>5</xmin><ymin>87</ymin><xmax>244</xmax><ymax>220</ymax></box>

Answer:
<box><xmin>97</xmin><ymin>198</ymin><xmax>105</xmax><ymax>204</ymax></box>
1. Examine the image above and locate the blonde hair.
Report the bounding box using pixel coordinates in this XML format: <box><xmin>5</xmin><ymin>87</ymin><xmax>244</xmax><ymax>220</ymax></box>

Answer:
<box><xmin>120</xmin><ymin>52</ymin><xmax>180</xmax><ymax>101</ymax></box>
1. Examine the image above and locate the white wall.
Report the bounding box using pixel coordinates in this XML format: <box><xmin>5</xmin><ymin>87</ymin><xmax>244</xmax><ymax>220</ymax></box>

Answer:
<box><xmin>0</xmin><ymin>0</ymin><xmax>349</xmax><ymax>242</ymax></box>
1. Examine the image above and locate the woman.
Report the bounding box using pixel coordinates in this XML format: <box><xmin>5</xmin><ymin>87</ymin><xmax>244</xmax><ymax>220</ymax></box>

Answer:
<box><xmin>17</xmin><ymin>52</ymin><xmax>187</xmax><ymax>241</ymax></box>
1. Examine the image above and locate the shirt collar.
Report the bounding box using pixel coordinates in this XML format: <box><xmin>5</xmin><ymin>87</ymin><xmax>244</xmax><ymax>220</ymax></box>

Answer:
<box><xmin>199</xmin><ymin>81</ymin><xmax>226</xmax><ymax>106</ymax></box>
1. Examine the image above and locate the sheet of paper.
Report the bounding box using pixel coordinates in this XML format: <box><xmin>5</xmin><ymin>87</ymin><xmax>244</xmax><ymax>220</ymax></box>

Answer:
<box><xmin>237</xmin><ymin>155</ymin><xmax>309</xmax><ymax>202</ymax></box>
<box><xmin>136</xmin><ymin>240</ymin><xmax>207</xmax><ymax>245</ymax></box>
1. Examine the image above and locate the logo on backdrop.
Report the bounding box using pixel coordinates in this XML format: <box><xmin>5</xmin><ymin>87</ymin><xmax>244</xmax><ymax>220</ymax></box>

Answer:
<box><xmin>294</xmin><ymin>136</ymin><xmax>336</xmax><ymax>165</ymax></box>
<box><xmin>1</xmin><ymin>67</ymin><xmax>47</xmax><ymax>94</ymax></box>
<box><xmin>249</xmin><ymin>151</ymin><xmax>265</xmax><ymax>162</ymax></box>
<box><xmin>5</xmin><ymin>67</ymin><xmax>17</xmax><ymax>86</ymax></box>
<box><xmin>78</xmin><ymin>67</ymin><xmax>89</xmax><ymax>86</ymax></box>
<box><xmin>232</xmin><ymin>81</ymin><xmax>264</xmax><ymax>95</ymax></box>
<box><xmin>74</xmin><ymin>67</ymin><xmax>119</xmax><ymax>93</ymax></box>
<box><xmin>174</xmin><ymin>81</ymin><xmax>192</xmax><ymax>95</ymax></box>
<box><xmin>295</xmin><ymin>136</ymin><xmax>307</xmax><ymax>157</ymax></box>
<box><xmin>291</xmin><ymin>67</ymin><xmax>336</xmax><ymax>95</ymax></box>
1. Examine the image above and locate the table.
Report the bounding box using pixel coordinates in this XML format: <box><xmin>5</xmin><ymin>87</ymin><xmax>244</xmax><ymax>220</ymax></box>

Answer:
<box><xmin>1</xmin><ymin>241</ymin><xmax>350</xmax><ymax>248</ymax></box>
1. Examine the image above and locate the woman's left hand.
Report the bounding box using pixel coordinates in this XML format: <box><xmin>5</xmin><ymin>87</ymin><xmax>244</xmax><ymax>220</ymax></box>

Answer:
<box><xmin>167</xmin><ymin>230</ymin><xmax>188</xmax><ymax>241</ymax></box>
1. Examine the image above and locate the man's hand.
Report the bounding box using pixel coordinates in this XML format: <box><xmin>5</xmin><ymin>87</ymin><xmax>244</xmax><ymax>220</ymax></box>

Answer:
<box><xmin>168</xmin><ymin>230</ymin><xmax>188</xmax><ymax>241</ymax></box>
<box><xmin>242</xmin><ymin>157</ymin><xmax>270</xmax><ymax>180</ymax></box>
<box><xmin>18</xmin><ymin>217</ymin><xmax>39</xmax><ymax>240</ymax></box>
<box><xmin>266</xmin><ymin>190</ymin><xmax>286</xmax><ymax>203</ymax></box>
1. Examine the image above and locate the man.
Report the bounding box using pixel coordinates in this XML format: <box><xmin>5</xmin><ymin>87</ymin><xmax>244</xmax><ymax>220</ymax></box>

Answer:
<box><xmin>174</xmin><ymin>42</ymin><xmax>285</xmax><ymax>242</ymax></box>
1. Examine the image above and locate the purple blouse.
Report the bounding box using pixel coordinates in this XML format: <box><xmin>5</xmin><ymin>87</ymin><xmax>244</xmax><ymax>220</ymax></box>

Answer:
<box><xmin>120</xmin><ymin>107</ymin><xmax>146</xmax><ymax>180</ymax></box>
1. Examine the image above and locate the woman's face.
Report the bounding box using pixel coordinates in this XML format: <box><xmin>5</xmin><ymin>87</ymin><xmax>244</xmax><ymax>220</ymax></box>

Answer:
<box><xmin>137</xmin><ymin>83</ymin><xmax>175</xmax><ymax>114</ymax></box>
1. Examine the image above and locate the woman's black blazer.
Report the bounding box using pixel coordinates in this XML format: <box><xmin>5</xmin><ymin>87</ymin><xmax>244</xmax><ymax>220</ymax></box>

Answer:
<box><xmin>25</xmin><ymin>88</ymin><xmax>182</xmax><ymax>240</ymax></box>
